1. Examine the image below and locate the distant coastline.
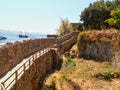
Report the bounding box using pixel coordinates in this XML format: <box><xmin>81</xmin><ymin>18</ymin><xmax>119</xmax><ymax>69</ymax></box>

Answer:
<box><xmin>0</xmin><ymin>36</ymin><xmax>7</xmax><ymax>40</ymax></box>
<box><xmin>0</xmin><ymin>29</ymin><xmax>47</xmax><ymax>43</ymax></box>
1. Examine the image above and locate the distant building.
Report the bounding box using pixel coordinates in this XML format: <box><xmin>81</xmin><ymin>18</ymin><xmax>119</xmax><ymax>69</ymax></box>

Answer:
<box><xmin>47</xmin><ymin>34</ymin><xmax>58</xmax><ymax>38</ymax></box>
<box><xmin>69</xmin><ymin>23</ymin><xmax>84</xmax><ymax>31</ymax></box>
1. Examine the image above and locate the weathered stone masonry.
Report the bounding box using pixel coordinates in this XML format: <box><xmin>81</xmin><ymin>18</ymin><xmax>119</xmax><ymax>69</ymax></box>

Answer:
<box><xmin>55</xmin><ymin>32</ymin><xmax>79</xmax><ymax>54</ymax></box>
<box><xmin>10</xmin><ymin>50</ymin><xmax>59</xmax><ymax>90</ymax></box>
<box><xmin>0</xmin><ymin>32</ymin><xmax>79</xmax><ymax>90</ymax></box>
<box><xmin>77</xmin><ymin>30</ymin><xmax>120</xmax><ymax>68</ymax></box>
<box><xmin>0</xmin><ymin>38</ymin><xmax>55</xmax><ymax>77</ymax></box>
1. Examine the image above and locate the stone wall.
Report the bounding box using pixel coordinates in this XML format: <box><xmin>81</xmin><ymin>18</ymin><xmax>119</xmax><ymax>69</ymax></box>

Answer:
<box><xmin>0</xmin><ymin>38</ymin><xmax>55</xmax><ymax>77</ymax></box>
<box><xmin>10</xmin><ymin>50</ymin><xmax>59</xmax><ymax>90</ymax></box>
<box><xmin>56</xmin><ymin>32</ymin><xmax>78</xmax><ymax>44</ymax></box>
<box><xmin>58</xmin><ymin>35</ymin><xmax>78</xmax><ymax>54</ymax></box>
<box><xmin>0</xmin><ymin>31</ymin><xmax>79</xmax><ymax>90</ymax></box>
<box><xmin>0</xmin><ymin>32</ymin><xmax>79</xmax><ymax>77</ymax></box>
<box><xmin>54</xmin><ymin>32</ymin><xmax>79</xmax><ymax>54</ymax></box>
<box><xmin>77</xmin><ymin>30</ymin><xmax>120</xmax><ymax>68</ymax></box>
<box><xmin>9</xmin><ymin>32</ymin><xmax>79</xmax><ymax>90</ymax></box>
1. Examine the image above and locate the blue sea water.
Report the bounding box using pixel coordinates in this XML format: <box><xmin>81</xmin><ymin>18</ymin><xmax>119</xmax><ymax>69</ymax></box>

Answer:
<box><xmin>0</xmin><ymin>31</ymin><xmax>47</xmax><ymax>43</ymax></box>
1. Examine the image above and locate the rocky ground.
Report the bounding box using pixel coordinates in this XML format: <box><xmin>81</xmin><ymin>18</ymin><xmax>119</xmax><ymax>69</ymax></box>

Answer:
<box><xmin>41</xmin><ymin>45</ymin><xmax>120</xmax><ymax>90</ymax></box>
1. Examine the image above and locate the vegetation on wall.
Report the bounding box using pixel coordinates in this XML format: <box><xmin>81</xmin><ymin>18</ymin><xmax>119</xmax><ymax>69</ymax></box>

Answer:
<box><xmin>77</xmin><ymin>30</ymin><xmax>120</xmax><ymax>46</ymax></box>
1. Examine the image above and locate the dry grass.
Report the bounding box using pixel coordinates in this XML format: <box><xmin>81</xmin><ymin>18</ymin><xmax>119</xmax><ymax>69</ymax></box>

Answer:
<box><xmin>42</xmin><ymin>29</ymin><xmax>120</xmax><ymax>90</ymax></box>
<box><xmin>77</xmin><ymin>29</ymin><xmax>120</xmax><ymax>46</ymax></box>
<box><xmin>42</xmin><ymin>56</ymin><xmax>120</xmax><ymax>90</ymax></box>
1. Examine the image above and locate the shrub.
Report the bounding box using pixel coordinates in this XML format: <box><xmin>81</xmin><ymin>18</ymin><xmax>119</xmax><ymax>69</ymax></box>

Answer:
<box><xmin>94</xmin><ymin>72</ymin><xmax>111</xmax><ymax>81</ymax></box>
<box><xmin>63</xmin><ymin>56</ymin><xmax>76</xmax><ymax>72</ymax></box>
<box><xmin>42</xmin><ymin>87</ymin><xmax>51</xmax><ymax>90</ymax></box>
<box><xmin>77</xmin><ymin>32</ymin><xmax>87</xmax><ymax>47</ymax></box>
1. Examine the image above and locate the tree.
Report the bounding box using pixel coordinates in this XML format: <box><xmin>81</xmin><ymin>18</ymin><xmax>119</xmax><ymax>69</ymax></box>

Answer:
<box><xmin>57</xmin><ymin>18</ymin><xmax>70</xmax><ymax>36</ymax></box>
<box><xmin>106</xmin><ymin>5</ymin><xmax>120</xmax><ymax>29</ymax></box>
<box><xmin>80</xmin><ymin>0</ymin><xmax>111</xmax><ymax>30</ymax></box>
<box><xmin>113</xmin><ymin>0</ymin><xmax>120</xmax><ymax>7</ymax></box>
<box><xmin>80</xmin><ymin>0</ymin><xmax>120</xmax><ymax>30</ymax></box>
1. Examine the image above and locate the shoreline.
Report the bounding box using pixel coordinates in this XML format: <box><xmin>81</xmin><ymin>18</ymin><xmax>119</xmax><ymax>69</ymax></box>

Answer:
<box><xmin>0</xmin><ymin>37</ymin><xmax>49</xmax><ymax>49</ymax></box>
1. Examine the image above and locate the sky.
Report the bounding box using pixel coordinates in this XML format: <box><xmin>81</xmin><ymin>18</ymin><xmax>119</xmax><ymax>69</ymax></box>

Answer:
<box><xmin>0</xmin><ymin>0</ymin><xmax>97</xmax><ymax>34</ymax></box>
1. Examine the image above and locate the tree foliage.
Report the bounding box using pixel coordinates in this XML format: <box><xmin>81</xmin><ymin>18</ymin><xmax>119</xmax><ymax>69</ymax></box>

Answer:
<box><xmin>106</xmin><ymin>5</ymin><xmax>120</xmax><ymax>29</ymax></box>
<box><xmin>57</xmin><ymin>18</ymin><xmax>75</xmax><ymax>36</ymax></box>
<box><xmin>57</xmin><ymin>18</ymin><xmax>70</xmax><ymax>36</ymax></box>
<box><xmin>80</xmin><ymin>0</ymin><xmax>120</xmax><ymax>30</ymax></box>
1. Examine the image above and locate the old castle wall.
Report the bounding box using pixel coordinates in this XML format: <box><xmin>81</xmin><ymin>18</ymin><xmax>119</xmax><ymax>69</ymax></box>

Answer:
<box><xmin>0</xmin><ymin>32</ymin><xmax>79</xmax><ymax>90</ymax></box>
<box><xmin>0</xmin><ymin>38</ymin><xmax>55</xmax><ymax>77</ymax></box>
<box><xmin>55</xmin><ymin>32</ymin><xmax>79</xmax><ymax>54</ymax></box>
<box><xmin>77</xmin><ymin>30</ymin><xmax>120</xmax><ymax>68</ymax></box>
<box><xmin>10</xmin><ymin>50</ymin><xmax>59</xmax><ymax>90</ymax></box>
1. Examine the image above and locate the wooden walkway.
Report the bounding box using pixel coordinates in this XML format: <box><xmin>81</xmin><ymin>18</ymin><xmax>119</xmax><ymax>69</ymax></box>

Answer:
<box><xmin>0</xmin><ymin>47</ymin><xmax>50</xmax><ymax>90</ymax></box>
<box><xmin>0</xmin><ymin>32</ymin><xmax>79</xmax><ymax>90</ymax></box>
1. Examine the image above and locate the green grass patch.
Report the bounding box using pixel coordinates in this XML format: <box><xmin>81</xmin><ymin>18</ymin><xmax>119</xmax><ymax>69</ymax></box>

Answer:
<box><xmin>42</xmin><ymin>87</ymin><xmax>52</xmax><ymax>90</ymax></box>
<box><xmin>62</xmin><ymin>56</ymin><xmax>76</xmax><ymax>73</ymax></box>
<box><xmin>94</xmin><ymin>71</ymin><xmax>111</xmax><ymax>81</ymax></box>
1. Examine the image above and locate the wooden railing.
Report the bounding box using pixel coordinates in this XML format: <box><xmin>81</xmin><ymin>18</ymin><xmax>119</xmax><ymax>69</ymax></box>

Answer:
<box><xmin>0</xmin><ymin>48</ymin><xmax>50</xmax><ymax>90</ymax></box>
<box><xmin>56</xmin><ymin>32</ymin><xmax>79</xmax><ymax>44</ymax></box>
<box><xmin>0</xmin><ymin>32</ymin><xmax>79</xmax><ymax>90</ymax></box>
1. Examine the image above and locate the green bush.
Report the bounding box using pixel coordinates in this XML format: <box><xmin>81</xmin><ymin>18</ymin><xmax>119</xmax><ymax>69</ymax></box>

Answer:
<box><xmin>77</xmin><ymin>32</ymin><xmax>87</xmax><ymax>47</ymax></box>
<box><xmin>42</xmin><ymin>87</ymin><xmax>51</xmax><ymax>90</ymax></box>
<box><xmin>63</xmin><ymin>56</ymin><xmax>76</xmax><ymax>72</ymax></box>
<box><xmin>94</xmin><ymin>72</ymin><xmax>111</xmax><ymax>81</ymax></box>
<box><xmin>103</xmin><ymin>72</ymin><xmax>111</xmax><ymax>80</ymax></box>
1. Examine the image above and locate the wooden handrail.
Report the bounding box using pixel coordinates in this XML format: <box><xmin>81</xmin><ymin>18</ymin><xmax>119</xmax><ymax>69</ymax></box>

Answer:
<box><xmin>0</xmin><ymin>48</ymin><xmax>50</xmax><ymax>90</ymax></box>
<box><xmin>0</xmin><ymin>33</ymin><xmax>77</xmax><ymax>90</ymax></box>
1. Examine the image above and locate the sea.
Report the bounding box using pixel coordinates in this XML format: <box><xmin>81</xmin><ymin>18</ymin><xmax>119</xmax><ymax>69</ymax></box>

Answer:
<box><xmin>0</xmin><ymin>30</ymin><xmax>47</xmax><ymax>44</ymax></box>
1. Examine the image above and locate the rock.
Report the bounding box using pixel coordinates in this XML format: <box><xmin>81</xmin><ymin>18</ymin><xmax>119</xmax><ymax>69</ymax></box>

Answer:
<box><xmin>77</xmin><ymin>30</ymin><xmax>120</xmax><ymax>68</ymax></box>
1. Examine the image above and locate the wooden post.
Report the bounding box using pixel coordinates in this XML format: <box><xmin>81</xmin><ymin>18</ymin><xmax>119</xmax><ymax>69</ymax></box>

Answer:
<box><xmin>1</xmin><ymin>82</ymin><xmax>5</xmax><ymax>90</ymax></box>
<box><xmin>15</xmin><ymin>71</ymin><xmax>18</xmax><ymax>90</ymax></box>
<box><xmin>32</xmin><ymin>55</ymin><xmax>35</xmax><ymax>72</ymax></box>
<box><xmin>34</xmin><ymin>55</ymin><xmax>36</xmax><ymax>72</ymax></box>
<box><xmin>29</xmin><ymin>59</ymin><xmax>31</xmax><ymax>74</ymax></box>
<box><xmin>23</xmin><ymin>63</ymin><xmax>26</xmax><ymax>80</ymax></box>
<box><xmin>39</xmin><ymin>51</ymin><xmax>41</xmax><ymax>56</ymax></box>
<box><xmin>33</xmin><ymin>55</ymin><xmax>34</xmax><ymax>61</ymax></box>
<box><xmin>35</xmin><ymin>54</ymin><xmax>38</xmax><ymax>72</ymax></box>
